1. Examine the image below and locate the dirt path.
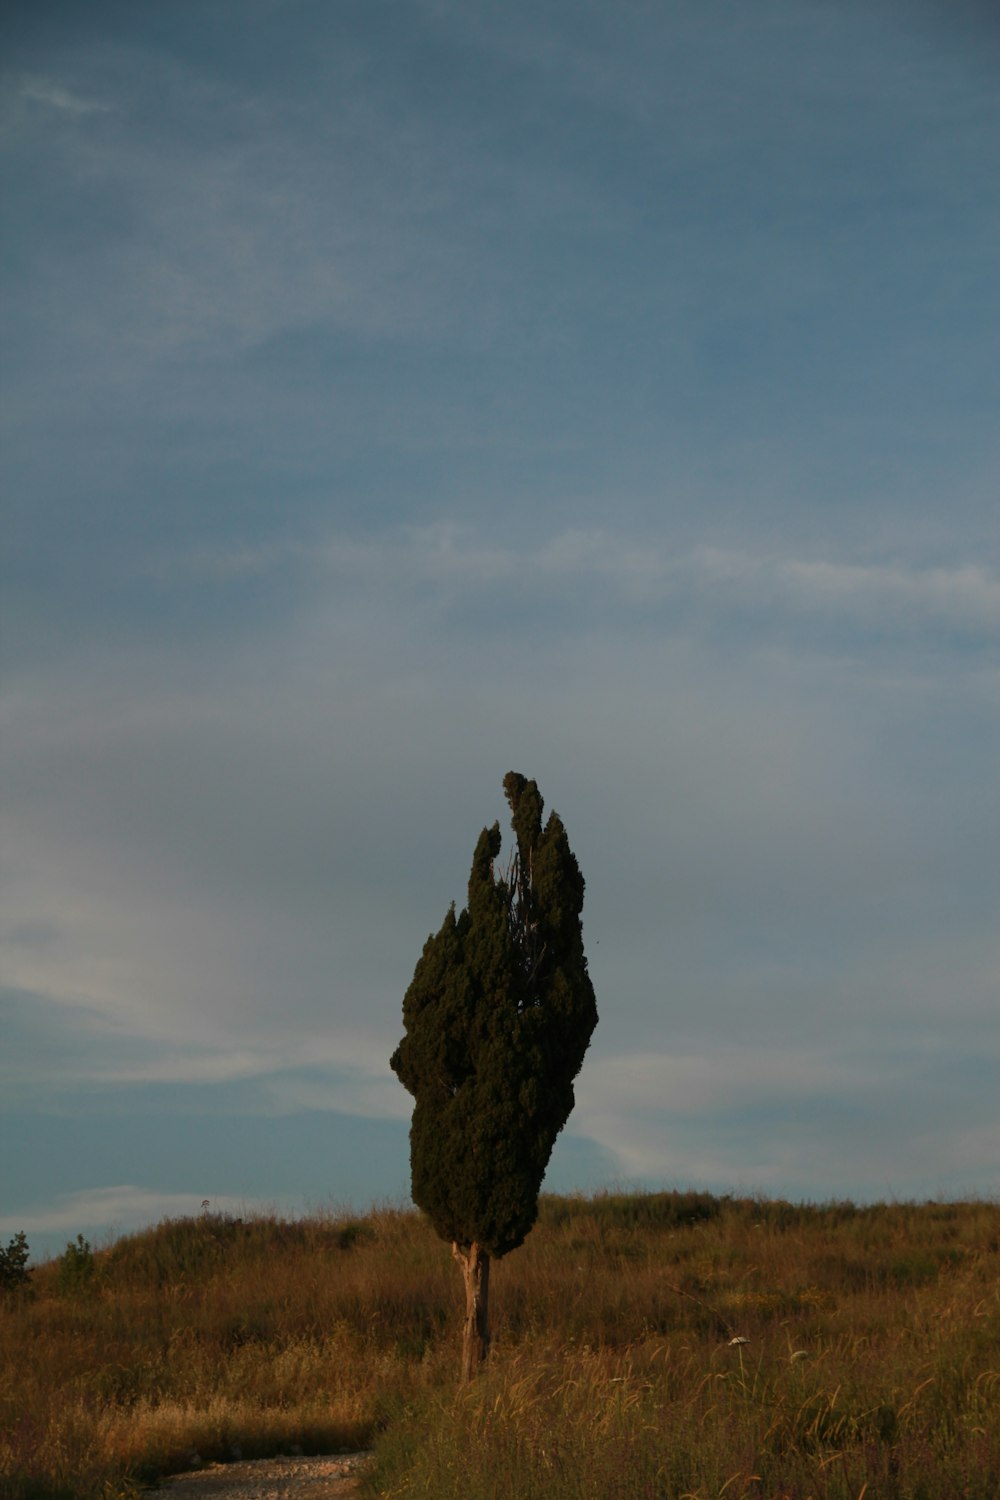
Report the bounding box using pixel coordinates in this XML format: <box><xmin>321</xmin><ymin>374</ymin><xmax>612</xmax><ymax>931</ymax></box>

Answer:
<box><xmin>158</xmin><ymin>1452</ymin><xmax>372</xmax><ymax>1498</ymax></box>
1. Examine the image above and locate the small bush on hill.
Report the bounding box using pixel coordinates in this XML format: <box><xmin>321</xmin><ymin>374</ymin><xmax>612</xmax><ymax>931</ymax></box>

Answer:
<box><xmin>0</xmin><ymin>1232</ymin><xmax>31</xmax><ymax>1295</ymax></box>
<box><xmin>56</xmin><ymin>1234</ymin><xmax>96</xmax><ymax>1298</ymax></box>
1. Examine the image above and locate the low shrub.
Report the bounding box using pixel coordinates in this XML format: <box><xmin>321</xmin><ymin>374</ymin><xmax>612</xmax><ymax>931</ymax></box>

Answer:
<box><xmin>0</xmin><ymin>1233</ymin><xmax>31</xmax><ymax>1296</ymax></box>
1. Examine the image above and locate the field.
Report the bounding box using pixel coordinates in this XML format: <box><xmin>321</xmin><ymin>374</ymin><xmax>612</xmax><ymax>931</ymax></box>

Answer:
<box><xmin>1</xmin><ymin>1193</ymin><xmax>998</xmax><ymax>1499</ymax></box>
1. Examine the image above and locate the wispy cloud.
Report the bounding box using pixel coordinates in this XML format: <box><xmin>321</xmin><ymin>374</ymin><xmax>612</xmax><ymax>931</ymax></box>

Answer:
<box><xmin>162</xmin><ymin>523</ymin><xmax>1000</xmax><ymax>642</ymax></box>
<box><xmin>571</xmin><ymin>1046</ymin><xmax>1000</xmax><ymax>1197</ymax></box>
<box><xmin>63</xmin><ymin>1048</ymin><xmax>408</xmax><ymax>1122</ymax></box>
<box><xmin>18</xmin><ymin>75</ymin><xmax>111</xmax><ymax>116</ymax></box>
<box><xmin>0</xmin><ymin>1186</ymin><xmax>268</xmax><ymax>1243</ymax></box>
<box><xmin>306</xmin><ymin>525</ymin><xmax>1000</xmax><ymax>640</ymax></box>
<box><xmin>4</xmin><ymin>35</ymin><xmax>557</xmax><ymax>380</ymax></box>
<box><xmin>0</xmin><ymin>976</ymin><xmax>401</xmax><ymax>1113</ymax></box>
<box><xmin>576</xmin><ymin>1047</ymin><xmax>876</xmax><ymax>1122</ymax></box>
<box><xmin>694</xmin><ymin>548</ymin><xmax>1000</xmax><ymax>634</ymax></box>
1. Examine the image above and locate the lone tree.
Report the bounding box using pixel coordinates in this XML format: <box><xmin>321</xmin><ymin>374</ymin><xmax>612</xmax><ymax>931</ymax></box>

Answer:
<box><xmin>391</xmin><ymin>772</ymin><xmax>598</xmax><ymax>1382</ymax></box>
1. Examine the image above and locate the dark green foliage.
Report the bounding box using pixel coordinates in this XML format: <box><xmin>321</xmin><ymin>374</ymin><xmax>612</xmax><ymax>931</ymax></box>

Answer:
<box><xmin>57</xmin><ymin>1234</ymin><xmax>96</xmax><ymax>1298</ymax></box>
<box><xmin>0</xmin><ymin>1231</ymin><xmax>32</xmax><ymax>1294</ymax></box>
<box><xmin>391</xmin><ymin>773</ymin><xmax>598</xmax><ymax>1258</ymax></box>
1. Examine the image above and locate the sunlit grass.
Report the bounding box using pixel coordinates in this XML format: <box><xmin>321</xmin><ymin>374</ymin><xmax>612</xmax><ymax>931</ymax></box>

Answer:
<box><xmin>2</xmin><ymin>1195</ymin><xmax>997</xmax><ymax>1498</ymax></box>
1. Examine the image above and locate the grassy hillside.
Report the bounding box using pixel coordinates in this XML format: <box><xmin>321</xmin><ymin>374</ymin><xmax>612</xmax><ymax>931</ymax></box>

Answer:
<box><xmin>1</xmin><ymin>1193</ymin><xmax>997</xmax><ymax>1498</ymax></box>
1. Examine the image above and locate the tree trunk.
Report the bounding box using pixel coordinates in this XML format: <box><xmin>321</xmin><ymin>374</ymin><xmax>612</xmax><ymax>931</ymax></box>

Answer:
<box><xmin>453</xmin><ymin>1240</ymin><xmax>491</xmax><ymax>1383</ymax></box>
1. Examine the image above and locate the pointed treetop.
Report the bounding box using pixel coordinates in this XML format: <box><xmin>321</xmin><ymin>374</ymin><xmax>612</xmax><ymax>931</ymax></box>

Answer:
<box><xmin>504</xmin><ymin>771</ymin><xmax>545</xmax><ymax>873</ymax></box>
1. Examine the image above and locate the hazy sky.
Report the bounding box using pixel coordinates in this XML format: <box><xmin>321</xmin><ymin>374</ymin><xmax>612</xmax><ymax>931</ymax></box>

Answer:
<box><xmin>2</xmin><ymin>0</ymin><xmax>998</xmax><ymax>1259</ymax></box>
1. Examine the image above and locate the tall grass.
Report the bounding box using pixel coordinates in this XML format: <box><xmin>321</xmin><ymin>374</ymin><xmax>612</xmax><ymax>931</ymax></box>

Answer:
<box><xmin>2</xmin><ymin>1195</ymin><xmax>997</xmax><ymax>1498</ymax></box>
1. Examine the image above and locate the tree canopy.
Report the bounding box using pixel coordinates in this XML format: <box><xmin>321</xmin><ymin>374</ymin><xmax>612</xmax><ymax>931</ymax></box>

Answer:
<box><xmin>391</xmin><ymin>772</ymin><xmax>598</xmax><ymax>1260</ymax></box>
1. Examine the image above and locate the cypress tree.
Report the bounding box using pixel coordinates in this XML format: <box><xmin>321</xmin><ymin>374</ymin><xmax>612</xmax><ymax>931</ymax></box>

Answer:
<box><xmin>391</xmin><ymin>772</ymin><xmax>598</xmax><ymax>1381</ymax></box>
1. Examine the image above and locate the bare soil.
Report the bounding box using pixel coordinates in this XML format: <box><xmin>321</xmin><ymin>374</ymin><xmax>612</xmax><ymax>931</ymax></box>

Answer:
<box><xmin>157</xmin><ymin>1452</ymin><xmax>372</xmax><ymax>1499</ymax></box>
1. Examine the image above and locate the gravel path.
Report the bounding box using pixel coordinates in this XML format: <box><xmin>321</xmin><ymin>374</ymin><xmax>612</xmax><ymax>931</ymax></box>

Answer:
<box><xmin>158</xmin><ymin>1452</ymin><xmax>372</xmax><ymax>1499</ymax></box>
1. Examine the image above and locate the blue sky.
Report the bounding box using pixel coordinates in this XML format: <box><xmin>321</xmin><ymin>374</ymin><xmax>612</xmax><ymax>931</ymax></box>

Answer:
<box><xmin>2</xmin><ymin>0</ymin><xmax>998</xmax><ymax>1260</ymax></box>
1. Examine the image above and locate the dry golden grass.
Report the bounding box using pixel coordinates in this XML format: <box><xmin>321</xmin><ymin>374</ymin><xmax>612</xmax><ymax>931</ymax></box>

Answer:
<box><xmin>2</xmin><ymin>1194</ymin><xmax>998</xmax><ymax>1498</ymax></box>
